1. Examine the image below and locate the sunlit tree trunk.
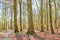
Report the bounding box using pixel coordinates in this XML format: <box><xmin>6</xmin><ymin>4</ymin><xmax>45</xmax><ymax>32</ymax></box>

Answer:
<box><xmin>40</xmin><ymin>0</ymin><xmax>44</xmax><ymax>32</ymax></box>
<box><xmin>19</xmin><ymin>0</ymin><xmax>23</xmax><ymax>32</ymax></box>
<box><xmin>27</xmin><ymin>0</ymin><xmax>35</xmax><ymax>35</ymax></box>
<box><xmin>14</xmin><ymin>0</ymin><xmax>19</xmax><ymax>33</ymax></box>
<box><xmin>49</xmin><ymin>0</ymin><xmax>55</xmax><ymax>34</ymax></box>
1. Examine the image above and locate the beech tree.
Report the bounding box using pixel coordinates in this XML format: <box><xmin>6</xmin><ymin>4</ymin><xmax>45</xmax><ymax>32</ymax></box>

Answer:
<box><xmin>19</xmin><ymin>0</ymin><xmax>23</xmax><ymax>32</ymax></box>
<box><xmin>40</xmin><ymin>0</ymin><xmax>44</xmax><ymax>32</ymax></box>
<box><xmin>14</xmin><ymin>0</ymin><xmax>19</xmax><ymax>33</ymax></box>
<box><xmin>49</xmin><ymin>0</ymin><xmax>55</xmax><ymax>34</ymax></box>
<box><xmin>27</xmin><ymin>0</ymin><xmax>35</xmax><ymax>35</ymax></box>
<box><xmin>54</xmin><ymin>0</ymin><xmax>57</xmax><ymax>29</ymax></box>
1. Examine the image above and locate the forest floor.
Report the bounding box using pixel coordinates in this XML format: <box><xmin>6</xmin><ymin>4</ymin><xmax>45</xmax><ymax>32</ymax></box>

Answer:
<box><xmin>0</xmin><ymin>29</ymin><xmax>60</xmax><ymax>40</ymax></box>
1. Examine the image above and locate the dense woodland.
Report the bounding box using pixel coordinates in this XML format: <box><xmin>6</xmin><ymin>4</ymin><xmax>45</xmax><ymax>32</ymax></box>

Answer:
<box><xmin>0</xmin><ymin>0</ymin><xmax>60</xmax><ymax>40</ymax></box>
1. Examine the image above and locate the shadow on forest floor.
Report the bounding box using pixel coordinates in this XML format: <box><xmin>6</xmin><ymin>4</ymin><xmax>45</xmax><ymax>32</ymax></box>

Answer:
<box><xmin>15</xmin><ymin>34</ymin><xmax>23</xmax><ymax>40</ymax></box>
<box><xmin>31</xmin><ymin>33</ymin><xmax>46</xmax><ymax>40</ymax></box>
<box><xmin>27</xmin><ymin>35</ymin><xmax>30</xmax><ymax>40</ymax></box>
<box><xmin>13</xmin><ymin>32</ymin><xmax>46</xmax><ymax>40</ymax></box>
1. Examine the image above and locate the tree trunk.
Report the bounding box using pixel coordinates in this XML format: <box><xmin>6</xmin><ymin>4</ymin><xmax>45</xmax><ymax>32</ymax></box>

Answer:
<box><xmin>46</xmin><ymin>0</ymin><xmax>49</xmax><ymax>30</ymax></box>
<box><xmin>27</xmin><ymin>0</ymin><xmax>35</xmax><ymax>35</ymax></box>
<box><xmin>14</xmin><ymin>0</ymin><xmax>19</xmax><ymax>33</ymax></box>
<box><xmin>19</xmin><ymin>0</ymin><xmax>23</xmax><ymax>32</ymax></box>
<box><xmin>49</xmin><ymin>0</ymin><xmax>55</xmax><ymax>34</ymax></box>
<box><xmin>10</xmin><ymin>7</ymin><xmax>13</xmax><ymax>29</ymax></box>
<box><xmin>54</xmin><ymin>0</ymin><xmax>57</xmax><ymax>29</ymax></box>
<box><xmin>40</xmin><ymin>0</ymin><xmax>44</xmax><ymax>32</ymax></box>
<box><xmin>3</xmin><ymin>2</ymin><xmax>6</xmax><ymax>30</ymax></box>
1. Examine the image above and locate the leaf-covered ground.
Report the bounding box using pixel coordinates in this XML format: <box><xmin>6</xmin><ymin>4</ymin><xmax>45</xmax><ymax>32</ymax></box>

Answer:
<box><xmin>0</xmin><ymin>29</ymin><xmax>60</xmax><ymax>40</ymax></box>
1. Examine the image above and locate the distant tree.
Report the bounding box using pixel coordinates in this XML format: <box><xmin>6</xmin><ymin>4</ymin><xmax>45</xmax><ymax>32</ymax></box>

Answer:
<box><xmin>3</xmin><ymin>3</ymin><xmax>7</xmax><ymax>30</ymax></box>
<box><xmin>3</xmin><ymin>5</ymin><xmax>5</xmax><ymax>30</ymax></box>
<box><xmin>46</xmin><ymin>0</ymin><xmax>49</xmax><ymax>30</ymax></box>
<box><xmin>10</xmin><ymin>7</ymin><xmax>13</xmax><ymax>29</ymax></box>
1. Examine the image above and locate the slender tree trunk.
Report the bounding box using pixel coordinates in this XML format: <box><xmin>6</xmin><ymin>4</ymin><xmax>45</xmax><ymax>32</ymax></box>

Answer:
<box><xmin>14</xmin><ymin>0</ymin><xmax>19</xmax><ymax>33</ymax></box>
<box><xmin>3</xmin><ymin>2</ymin><xmax>6</xmax><ymax>30</ymax></box>
<box><xmin>19</xmin><ymin>0</ymin><xmax>23</xmax><ymax>32</ymax></box>
<box><xmin>2</xmin><ymin>3</ymin><xmax>5</xmax><ymax>30</ymax></box>
<box><xmin>46</xmin><ymin>0</ymin><xmax>49</xmax><ymax>30</ymax></box>
<box><xmin>10</xmin><ymin>7</ymin><xmax>13</xmax><ymax>29</ymax></box>
<box><xmin>6</xmin><ymin>8</ymin><xmax>8</xmax><ymax>30</ymax></box>
<box><xmin>40</xmin><ymin>0</ymin><xmax>44</xmax><ymax>32</ymax></box>
<box><xmin>49</xmin><ymin>0</ymin><xmax>55</xmax><ymax>34</ymax></box>
<box><xmin>27</xmin><ymin>0</ymin><xmax>35</xmax><ymax>35</ymax></box>
<box><xmin>57</xmin><ymin>2</ymin><xmax>60</xmax><ymax>28</ymax></box>
<box><xmin>54</xmin><ymin>0</ymin><xmax>57</xmax><ymax>29</ymax></box>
